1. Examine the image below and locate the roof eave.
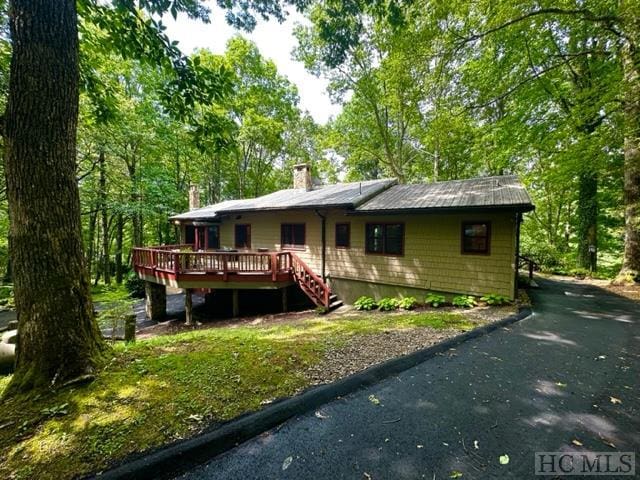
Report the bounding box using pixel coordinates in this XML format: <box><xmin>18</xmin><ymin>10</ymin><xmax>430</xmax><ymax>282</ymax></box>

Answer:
<box><xmin>348</xmin><ymin>204</ymin><xmax>535</xmax><ymax>216</ymax></box>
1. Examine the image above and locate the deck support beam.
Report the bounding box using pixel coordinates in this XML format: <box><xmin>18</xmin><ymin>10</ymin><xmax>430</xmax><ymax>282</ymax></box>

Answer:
<box><xmin>232</xmin><ymin>289</ymin><xmax>239</xmax><ymax>317</ymax></box>
<box><xmin>185</xmin><ymin>288</ymin><xmax>194</xmax><ymax>325</ymax></box>
<box><xmin>144</xmin><ymin>282</ymin><xmax>166</xmax><ymax>321</ymax></box>
<box><xmin>281</xmin><ymin>286</ymin><xmax>288</xmax><ymax>313</ymax></box>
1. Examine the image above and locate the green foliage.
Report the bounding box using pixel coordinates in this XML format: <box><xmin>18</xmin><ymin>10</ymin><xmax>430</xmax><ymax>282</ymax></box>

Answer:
<box><xmin>377</xmin><ymin>297</ymin><xmax>400</xmax><ymax>311</ymax></box>
<box><xmin>124</xmin><ymin>272</ymin><xmax>145</xmax><ymax>298</ymax></box>
<box><xmin>480</xmin><ymin>293</ymin><xmax>510</xmax><ymax>306</ymax></box>
<box><xmin>570</xmin><ymin>268</ymin><xmax>589</xmax><ymax>279</ymax></box>
<box><xmin>96</xmin><ymin>300</ymin><xmax>135</xmax><ymax>335</ymax></box>
<box><xmin>398</xmin><ymin>296</ymin><xmax>418</xmax><ymax>310</ymax></box>
<box><xmin>353</xmin><ymin>295</ymin><xmax>377</xmax><ymax>311</ymax></box>
<box><xmin>452</xmin><ymin>295</ymin><xmax>477</xmax><ymax>308</ymax></box>
<box><xmin>425</xmin><ymin>293</ymin><xmax>446</xmax><ymax>308</ymax></box>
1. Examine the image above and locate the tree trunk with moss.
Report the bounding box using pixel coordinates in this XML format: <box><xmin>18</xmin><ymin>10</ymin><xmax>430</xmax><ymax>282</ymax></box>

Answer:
<box><xmin>3</xmin><ymin>0</ymin><xmax>104</xmax><ymax>394</ymax></box>
<box><xmin>576</xmin><ymin>171</ymin><xmax>598</xmax><ymax>272</ymax></box>
<box><xmin>616</xmin><ymin>23</ymin><xmax>640</xmax><ymax>283</ymax></box>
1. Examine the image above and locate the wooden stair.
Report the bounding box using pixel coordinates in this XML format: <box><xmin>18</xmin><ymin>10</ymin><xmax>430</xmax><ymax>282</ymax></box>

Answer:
<box><xmin>289</xmin><ymin>252</ymin><xmax>342</xmax><ymax>311</ymax></box>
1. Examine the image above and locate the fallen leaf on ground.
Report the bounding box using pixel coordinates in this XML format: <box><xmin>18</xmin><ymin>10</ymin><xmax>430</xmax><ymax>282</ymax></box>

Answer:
<box><xmin>368</xmin><ymin>394</ymin><xmax>380</xmax><ymax>405</ymax></box>
<box><xmin>601</xmin><ymin>439</ymin><xmax>616</xmax><ymax>449</ymax></box>
<box><xmin>499</xmin><ymin>454</ymin><xmax>510</xmax><ymax>465</ymax></box>
<box><xmin>572</xmin><ymin>439</ymin><xmax>583</xmax><ymax>447</ymax></box>
<box><xmin>282</xmin><ymin>456</ymin><xmax>293</xmax><ymax>471</ymax></box>
<box><xmin>610</xmin><ymin>396</ymin><xmax>622</xmax><ymax>405</ymax></box>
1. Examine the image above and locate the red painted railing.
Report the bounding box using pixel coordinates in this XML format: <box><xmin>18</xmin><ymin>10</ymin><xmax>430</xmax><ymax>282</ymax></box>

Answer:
<box><xmin>132</xmin><ymin>245</ymin><xmax>291</xmax><ymax>277</ymax></box>
<box><xmin>290</xmin><ymin>252</ymin><xmax>331</xmax><ymax>308</ymax></box>
<box><xmin>132</xmin><ymin>245</ymin><xmax>333</xmax><ymax>308</ymax></box>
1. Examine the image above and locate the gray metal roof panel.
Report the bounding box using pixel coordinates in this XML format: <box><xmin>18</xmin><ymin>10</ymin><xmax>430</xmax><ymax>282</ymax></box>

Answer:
<box><xmin>170</xmin><ymin>178</ymin><xmax>397</xmax><ymax>220</ymax></box>
<box><xmin>355</xmin><ymin>175</ymin><xmax>533</xmax><ymax>212</ymax></box>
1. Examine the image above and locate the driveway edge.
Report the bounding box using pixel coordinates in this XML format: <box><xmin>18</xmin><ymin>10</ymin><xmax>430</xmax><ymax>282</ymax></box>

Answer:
<box><xmin>93</xmin><ymin>307</ymin><xmax>532</xmax><ymax>480</ymax></box>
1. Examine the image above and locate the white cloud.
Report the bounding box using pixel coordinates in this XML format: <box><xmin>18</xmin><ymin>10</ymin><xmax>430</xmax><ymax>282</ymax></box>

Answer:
<box><xmin>163</xmin><ymin>5</ymin><xmax>341</xmax><ymax>125</ymax></box>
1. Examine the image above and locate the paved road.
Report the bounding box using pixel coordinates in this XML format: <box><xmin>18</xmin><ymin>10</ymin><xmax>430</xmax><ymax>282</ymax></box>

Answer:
<box><xmin>177</xmin><ymin>278</ymin><xmax>640</xmax><ymax>479</ymax></box>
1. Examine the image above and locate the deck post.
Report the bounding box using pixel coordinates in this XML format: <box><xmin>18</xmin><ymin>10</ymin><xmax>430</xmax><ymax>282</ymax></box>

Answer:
<box><xmin>281</xmin><ymin>286</ymin><xmax>288</xmax><ymax>313</ymax></box>
<box><xmin>271</xmin><ymin>253</ymin><xmax>277</xmax><ymax>281</ymax></box>
<box><xmin>232</xmin><ymin>289</ymin><xmax>239</xmax><ymax>317</ymax></box>
<box><xmin>185</xmin><ymin>288</ymin><xmax>194</xmax><ymax>325</ymax></box>
<box><xmin>144</xmin><ymin>282</ymin><xmax>166</xmax><ymax>321</ymax></box>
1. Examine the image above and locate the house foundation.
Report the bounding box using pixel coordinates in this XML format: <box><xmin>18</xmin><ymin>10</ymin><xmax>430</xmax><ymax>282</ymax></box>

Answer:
<box><xmin>144</xmin><ymin>281</ymin><xmax>166</xmax><ymax>321</ymax></box>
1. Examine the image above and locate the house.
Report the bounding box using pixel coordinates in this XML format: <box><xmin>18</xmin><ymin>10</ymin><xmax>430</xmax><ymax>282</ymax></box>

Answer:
<box><xmin>133</xmin><ymin>165</ymin><xmax>534</xmax><ymax>322</ymax></box>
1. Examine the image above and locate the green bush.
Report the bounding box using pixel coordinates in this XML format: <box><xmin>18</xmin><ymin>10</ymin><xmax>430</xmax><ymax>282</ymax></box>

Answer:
<box><xmin>377</xmin><ymin>297</ymin><xmax>400</xmax><ymax>311</ymax></box>
<box><xmin>398</xmin><ymin>296</ymin><xmax>418</xmax><ymax>310</ymax></box>
<box><xmin>425</xmin><ymin>292</ymin><xmax>446</xmax><ymax>307</ymax></box>
<box><xmin>125</xmin><ymin>271</ymin><xmax>145</xmax><ymax>298</ymax></box>
<box><xmin>97</xmin><ymin>300</ymin><xmax>135</xmax><ymax>337</ymax></box>
<box><xmin>480</xmin><ymin>293</ymin><xmax>511</xmax><ymax>306</ymax></box>
<box><xmin>452</xmin><ymin>295</ymin><xmax>477</xmax><ymax>308</ymax></box>
<box><xmin>570</xmin><ymin>267</ymin><xmax>589</xmax><ymax>279</ymax></box>
<box><xmin>354</xmin><ymin>296</ymin><xmax>377</xmax><ymax>311</ymax></box>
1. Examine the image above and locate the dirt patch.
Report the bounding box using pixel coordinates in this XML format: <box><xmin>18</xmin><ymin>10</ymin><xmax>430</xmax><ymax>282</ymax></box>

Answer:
<box><xmin>602</xmin><ymin>284</ymin><xmax>640</xmax><ymax>302</ymax></box>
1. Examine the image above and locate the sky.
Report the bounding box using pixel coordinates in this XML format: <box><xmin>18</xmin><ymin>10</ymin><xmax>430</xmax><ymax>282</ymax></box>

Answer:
<box><xmin>163</xmin><ymin>5</ymin><xmax>341</xmax><ymax>125</ymax></box>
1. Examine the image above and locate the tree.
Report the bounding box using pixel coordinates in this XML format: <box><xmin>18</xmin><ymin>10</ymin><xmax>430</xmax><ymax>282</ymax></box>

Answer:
<box><xmin>2</xmin><ymin>0</ymin><xmax>313</xmax><ymax>395</ymax></box>
<box><xmin>4</xmin><ymin>0</ymin><xmax>104</xmax><ymax>392</ymax></box>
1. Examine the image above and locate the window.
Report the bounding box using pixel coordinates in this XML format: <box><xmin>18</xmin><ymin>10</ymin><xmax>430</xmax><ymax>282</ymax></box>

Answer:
<box><xmin>235</xmin><ymin>224</ymin><xmax>251</xmax><ymax>249</ymax></box>
<box><xmin>365</xmin><ymin>223</ymin><xmax>404</xmax><ymax>255</ymax></box>
<box><xmin>185</xmin><ymin>225</ymin><xmax>195</xmax><ymax>245</ymax></box>
<box><xmin>207</xmin><ymin>226</ymin><xmax>220</xmax><ymax>249</ymax></box>
<box><xmin>462</xmin><ymin>222</ymin><xmax>491</xmax><ymax>254</ymax></box>
<box><xmin>281</xmin><ymin>223</ymin><xmax>306</xmax><ymax>248</ymax></box>
<box><xmin>335</xmin><ymin>223</ymin><xmax>350</xmax><ymax>248</ymax></box>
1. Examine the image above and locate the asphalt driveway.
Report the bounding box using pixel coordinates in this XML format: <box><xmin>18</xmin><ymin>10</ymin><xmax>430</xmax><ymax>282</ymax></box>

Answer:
<box><xmin>177</xmin><ymin>278</ymin><xmax>640</xmax><ymax>479</ymax></box>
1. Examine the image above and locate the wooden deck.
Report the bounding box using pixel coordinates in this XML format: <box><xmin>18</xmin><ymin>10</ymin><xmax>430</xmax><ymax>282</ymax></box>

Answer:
<box><xmin>132</xmin><ymin>245</ymin><xmax>339</xmax><ymax>309</ymax></box>
<box><xmin>133</xmin><ymin>245</ymin><xmax>293</xmax><ymax>287</ymax></box>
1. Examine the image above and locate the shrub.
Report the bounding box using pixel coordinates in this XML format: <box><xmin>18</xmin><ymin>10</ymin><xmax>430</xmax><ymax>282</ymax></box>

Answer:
<box><xmin>97</xmin><ymin>300</ymin><xmax>135</xmax><ymax>338</ymax></box>
<box><xmin>480</xmin><ymin>293</ymin><xmax>511</xmax><ymax>306</ymax></box>
<box><xmin>425</xmin><ymin>293</ymin><xmax>446</xmax><ymax>307</ymax></box>
<box><xmin>452</xmin><ymin>295</ymin><xmax>477</xmax><ymax>308</ymax></box>
<box><xmin>398</xmin><ymin>296</ymin><xmax>418</xmax><ymax>310</ymax></box>
<box><xmin>354</xmin><ymin>296</ymin><xmax>377</xmax><ymax>311</ymax></box>
<box><xmin>377</xmin><ymin>297</ymin><xmax>400</xmax><ymax>311</ymax></box>
<box><xmin>570</xmin><ymin>267</ymin><xmax>589</xmax><ymax>279</ymax></box>
<box><xmin>125</xmin><ymin>271</ymin><xmax>145</xmax><ymax>298</ymax></box>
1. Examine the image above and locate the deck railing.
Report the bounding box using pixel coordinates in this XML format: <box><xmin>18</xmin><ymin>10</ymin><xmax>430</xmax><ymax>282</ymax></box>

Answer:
<box><xmin>133</xmin><ymin>244</ymin><xmax>334</xmax><ymax>308</ymax></box>
<box><xmin>132</xmin><ymin>245</ymin><xmax>292</xmax><ymax>278</ymax></box>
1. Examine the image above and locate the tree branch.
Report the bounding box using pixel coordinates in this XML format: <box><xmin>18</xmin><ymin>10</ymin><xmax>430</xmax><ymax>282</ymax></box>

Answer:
<box><xmin>461</xmin><ymin>8</ymin><xmax>622</xmax><ymax>44</ymax></box>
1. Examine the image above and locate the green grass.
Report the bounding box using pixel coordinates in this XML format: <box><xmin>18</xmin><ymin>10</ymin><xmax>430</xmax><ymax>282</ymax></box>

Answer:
<box><xmin>91</xmin><ymin>283</ymin><xmax>131</xmax><ymax>303</ymax></box>
<box><xmin>0</xmin><ymin>310</ymin><xmax>470</xmax><ymax>479</ymax></box>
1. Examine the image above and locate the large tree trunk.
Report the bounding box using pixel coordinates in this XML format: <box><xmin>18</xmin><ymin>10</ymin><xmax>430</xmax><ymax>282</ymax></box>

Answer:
<box><xmin>616</xmin><ymin>35</ymin><xmax>640</xmax><ymax>283</ymax></box>
<box><xmin>576</xmin><ymin>171</ymin><xmax>598</xmax><ymax>272</ymax></box>
<box><xmin>3</xmin><ymin>0</ymin><xmax>104</xmax><ymax>394</ymax></box>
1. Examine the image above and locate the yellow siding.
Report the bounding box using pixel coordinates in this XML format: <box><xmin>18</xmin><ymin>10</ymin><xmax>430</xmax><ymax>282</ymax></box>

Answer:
<box><xmin>325</xmin><ymin>211</ymin><xmax>517</xmax><ymax>299</ymax></box>
<box><xmin>219</xmin><ymin>210</ymin><xmax>323</xmax><ymax>273</ymax></box>
<box><xmin>211</xmin><ymin>209</ymin><xmax>517</xmax><ymax>299</ymax></box>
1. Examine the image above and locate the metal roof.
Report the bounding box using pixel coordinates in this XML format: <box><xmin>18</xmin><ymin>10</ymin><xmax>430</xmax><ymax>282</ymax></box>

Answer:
<box><xmin>354</xmin><ymin>175</ymin><xmax>533</xmax><ymax>213</ymax></box>
<box><xmin>170</xmin><ymin>178</ymin><xmax>397</xmax><ymax>221</ymax></box>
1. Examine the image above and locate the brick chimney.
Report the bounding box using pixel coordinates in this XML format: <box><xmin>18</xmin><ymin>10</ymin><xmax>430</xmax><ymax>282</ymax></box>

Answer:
<box><xmin>293</xmin><ymin>164</ymin><xmax>312</xmax><ymax>191</ymax></box>
<box><xmin>188</xmin><ymin>185</ymin><xmax>200</xmax><ymax>210</ymax></box>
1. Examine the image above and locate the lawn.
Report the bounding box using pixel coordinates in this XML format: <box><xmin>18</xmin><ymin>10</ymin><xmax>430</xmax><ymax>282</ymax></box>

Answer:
<box><xmin>0</xmin><ymin>310</ymin><xmax>473</xmax><ymax>479</ymax></box>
